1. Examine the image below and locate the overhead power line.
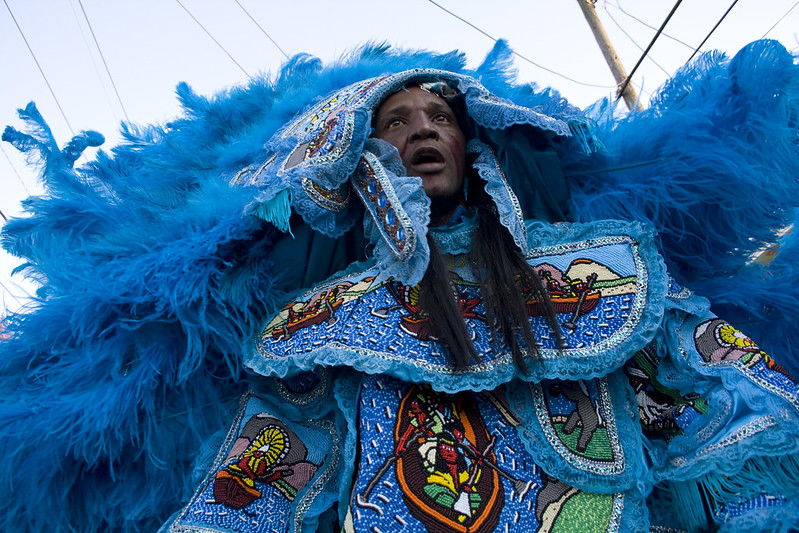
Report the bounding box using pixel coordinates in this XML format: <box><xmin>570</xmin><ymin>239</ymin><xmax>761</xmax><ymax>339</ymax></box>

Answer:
<box><xmin>616</xmin><ymin>0</ymin><xmax>683</xmax><ymax>103</ymax></box>
<box><xmin>608</xmin><ymin>0</ymin><xmax>694</xmax><ymax>51</ymax></box>
<box><xmin>761</xmin><ymin>1</ymin><xmax>799</xmax><ymax>39</ymax></box>
<box><xmin>602</xmin><ymin>4</ymin><xmax>670</xmax><ymax>76</ymax></box>
<box><xmin>175</xmin><ymin>0</ymin><xmax>250</xmax><ymax>77</ymax></box>
<box><xmin>3</xmin><ymin>0</ymin><xmax>75</xmax><ymax>135</ymax></box>
<box><xmin>0</xmin><ymin>144</ymin><xmax>31</xmax><ymax>195</ymax></box>
<box><xmin>232</xmin><ymin>0</ymin><xmax>289</xmax><ymax>59</ymax></box>
<box><xmin>686</xmin><ymin>0</ymin><xmax>740</xmax><ymax>63</ymax></box>
<box><xmin>76</xmin><ymin>0</ymin><xmax>130</xmax><ymax>123</ymax></box>
<box><xmin>425</xmin><ymin>0</ymin><xmax>615</xmax><ymax>89</ymax></box>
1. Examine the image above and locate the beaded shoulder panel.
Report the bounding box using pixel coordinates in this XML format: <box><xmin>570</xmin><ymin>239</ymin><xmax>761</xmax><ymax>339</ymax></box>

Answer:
<box><xmin>249</xmin><ymin>223</ymin><xmax>666</xmax><ymax>390</ymax></box>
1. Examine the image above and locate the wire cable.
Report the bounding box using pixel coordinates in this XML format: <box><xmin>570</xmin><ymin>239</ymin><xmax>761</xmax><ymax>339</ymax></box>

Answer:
<box><xmin>67</xmin><ymin>0</ymin><xmax>121</xmax><ymax>125</ymax></box>
<box><xmin>0</xmin><ymin>144</ymin><xmax>31</xmax><ymax>195</ymax></box>
<box><xmin>761</xmin><ymin>1</ymin><xmax>799</xmax><ymax>39</ymax></box>
<box><xmin>602</xmin><ymin>4</ymin><xmax>670</xmax><ymax>75</ymax></box>
<box><xmin>232</xmin><ymin>0</ymin><xmax>289</xmax><ymax>59</ymax></box>
<box><xmin>175</xmin><ymin>0</ymin><xmax>249</xmax><ymax>77</ymax></box>
<box><xmin>608</xmin><ymin>0</ymin><xmax>694</xmax><ymax>50</ymax></box>
<box><xmin>75</xmin><ymin>0</ymin><xmax>130</xmax><ymax>122</ymax></box>
<box><xmin>3</xmin><ymin>0</ymin><xmax>75</xmax><ymax>135</ymax></box>
<box><xmin>425</xmin><ymin>0</ymin><xmax>614</xmax><ymax>89</ymax></box>
<box><xmin>686</xmin><ymin>0</ymin><xmax>741</xmax><ymax>63</ymax></box>
<box><xmin>616</xmin><ymin>0</ymin><xmax>683</xmax><ymax>102</ymax></box>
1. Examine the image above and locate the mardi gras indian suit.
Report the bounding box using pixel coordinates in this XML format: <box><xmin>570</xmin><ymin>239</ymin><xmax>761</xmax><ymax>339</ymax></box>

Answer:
<box><xmin>2</xmin><ymin>41</ymin><xmax>799</xmax><ymax>533</ymax></box>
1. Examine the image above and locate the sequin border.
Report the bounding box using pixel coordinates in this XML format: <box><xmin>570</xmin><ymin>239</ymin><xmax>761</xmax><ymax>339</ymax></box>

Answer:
<box><xmin>275</xmin><ymin>367</ymin><xmax>330</xmax><ymax>406</ymax></box>
<box><xmin>352</xmin><ymin>151</ymin><xmax>416</xmax><ymax>260</ymax></box>
<box><xmin>291</xmin><ymin>418</ymin><xmax>340</xmax><ymax>533</ymax></box>
<box><xmin>230</xmin><ymin>153</ymin><xmax>278</xmax><ymax>187</ymax></box>
<box><xmin>694</xmin><ymin>415</ymin><xmax>776</xmax><ymax>458</ymax></box>
<box><xmin>301</xmin><ymin>177</ymin><xmax>350</xmax><ymax>213</ymax></box>
<box><xmin>608</xmin><ymin>493</ymin><xmax>624</xmax><ymax>533</ymax></box>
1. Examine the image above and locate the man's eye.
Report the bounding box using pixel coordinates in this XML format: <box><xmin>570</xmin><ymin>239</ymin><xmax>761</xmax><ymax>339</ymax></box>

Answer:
<box><xmin>386</xmin><ymin>118</ymin><xmax>403</xmax><ymax>128</ymax></box>
<box><xmin>433</xmin><ymin>113</ymin><xmax>450</xmax><ymax>122</ymax></box>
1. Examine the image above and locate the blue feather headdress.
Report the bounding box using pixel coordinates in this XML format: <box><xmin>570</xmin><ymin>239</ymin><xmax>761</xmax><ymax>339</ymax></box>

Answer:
<box><xmin>1</xmin><ymin>39</ymin><xmax>798</xmax><ymax>531</ymax></box>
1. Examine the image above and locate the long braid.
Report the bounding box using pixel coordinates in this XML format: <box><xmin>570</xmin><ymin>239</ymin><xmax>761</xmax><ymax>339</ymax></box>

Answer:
<box><xmin>418</xmin><ymin>235</ymin><xmax>479</xmax><ymax>368</ymax></box>
<box><xmin>470</xmin><ymin>198</ymin><xmax>564</xmax><ymax>370</ymax></box>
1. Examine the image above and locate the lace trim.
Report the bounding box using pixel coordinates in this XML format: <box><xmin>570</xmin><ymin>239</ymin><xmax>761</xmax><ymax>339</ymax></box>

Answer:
<box><xmin>644</xmin><ymin>310</ymin><xmax>799</xmax><ymax>483</ymax></box>
<box><xmin>468</xmin><ymin>139</ymin><xmax>528</xmax><ymax>254</ymax></box>
<box><xmin>428</xmin><ymin>213</ymin><xmax>477</xmax><ymax>254</ymax></box>
<box><xmin>355</xmin><ymin>139</ymin><xmax>431</xmax><ymax>286</ymax></box>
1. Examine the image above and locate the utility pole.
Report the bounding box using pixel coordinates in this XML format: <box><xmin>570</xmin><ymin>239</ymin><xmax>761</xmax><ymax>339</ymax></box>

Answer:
<box><xmin>576</xmin><ymin>0</ymin><xmax>643</xmax><ymax>111</ymax></box>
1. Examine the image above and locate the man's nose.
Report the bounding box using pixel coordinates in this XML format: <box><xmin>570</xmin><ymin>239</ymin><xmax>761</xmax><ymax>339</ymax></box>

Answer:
<box><xmin>409</xmin><ymin>116</ymin><xmax>438</xmax><ymax>142</ymax></box>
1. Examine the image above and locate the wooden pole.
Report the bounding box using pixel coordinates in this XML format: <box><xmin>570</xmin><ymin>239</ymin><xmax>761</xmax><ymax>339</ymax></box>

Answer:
<box><xmin>576</xmin><ymin>0</ymin><xmax>643</xmax><ymax>111</ymax></box>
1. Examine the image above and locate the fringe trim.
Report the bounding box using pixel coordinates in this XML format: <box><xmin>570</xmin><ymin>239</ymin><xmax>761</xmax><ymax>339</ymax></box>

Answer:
<box><xmin>568</xmin><ymin>119</ymin><xmax>605</xmax><ymax>155</ymax></box>
<box><xmin>700</xmin><ymin>454</ymin><xmax>799</xmax><ymax>504</ymax></box>
<box><xmin>662</xmin><ymin>454</ymin><xmax>799</xmax><ymax>531</ymax></box>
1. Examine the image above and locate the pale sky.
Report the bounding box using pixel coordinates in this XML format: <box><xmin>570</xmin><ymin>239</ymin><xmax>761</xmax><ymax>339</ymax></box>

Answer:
<box><xmin>2</xmin><ymin>0</ymin><xmax>798</xmax><ymax>313</ymax></box>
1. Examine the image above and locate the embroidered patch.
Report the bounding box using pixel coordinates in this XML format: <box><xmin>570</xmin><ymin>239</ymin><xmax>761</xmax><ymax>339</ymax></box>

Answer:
<box><xmin>168</xmin><ymin>392</ymin><xmax>340</xmax><ymax>533</ymax></box>
<box><xmin>694</xmin><ymin>318</ymin><xmax>798</xmax><ymax>409</ymax></box>
<box><xmin>346</xmin><ymin>375</ymin><xmax>624</xmax><ymax>532</ymax></box>
<box><xmin>624</xmin><ymin>348</ymin><xmax>708</xmax><ymax>440</ymax></box>
<box><xmin>276</xmin><ymin>77</ymin><xmax>383</xmax><ymax>174</ymax></box>
<box><xmin>532</xmin><ymin>378</ymin><xmax>626</xmax><ymax>476</ymax></box>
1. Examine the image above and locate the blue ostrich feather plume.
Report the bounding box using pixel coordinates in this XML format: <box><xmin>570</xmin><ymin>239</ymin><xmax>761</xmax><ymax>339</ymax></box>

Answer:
<box><xmin>563</xmin><ymin>39</ymin><xmax>799</xmax><ymax>374</ymax></box>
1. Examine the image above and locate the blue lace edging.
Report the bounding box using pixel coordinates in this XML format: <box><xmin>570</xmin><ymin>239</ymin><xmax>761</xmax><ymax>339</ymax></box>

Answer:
<box><xmin>468</xmin><ymin>139</ymin><xmax>529</xmax><ymax>254</ymax></box>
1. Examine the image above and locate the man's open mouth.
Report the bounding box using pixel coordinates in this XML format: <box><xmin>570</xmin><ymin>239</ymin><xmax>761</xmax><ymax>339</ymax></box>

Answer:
<box><xmin>411</xmin><ymin>147</ymin><xmax>444</xmax><ymax>166</ymax></box>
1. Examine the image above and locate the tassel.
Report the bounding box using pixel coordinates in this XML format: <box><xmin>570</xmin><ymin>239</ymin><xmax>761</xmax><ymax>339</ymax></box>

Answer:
<box><xmin>250</xmin><ymin>188</ymin><xmax>292</xmax><ymax>233</ymax></box>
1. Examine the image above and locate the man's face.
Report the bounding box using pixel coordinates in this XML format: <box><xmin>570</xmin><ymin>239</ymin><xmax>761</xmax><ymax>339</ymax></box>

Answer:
<box><xmin>373</xmin><ymin>87</ymin><xmax>466</xmax><ymax>201</ymax></box>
